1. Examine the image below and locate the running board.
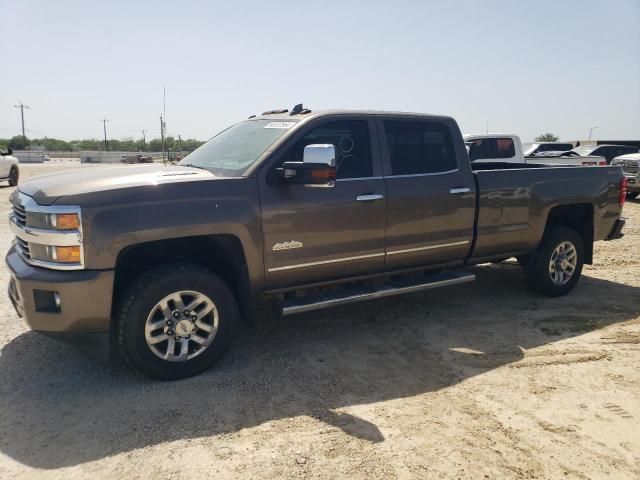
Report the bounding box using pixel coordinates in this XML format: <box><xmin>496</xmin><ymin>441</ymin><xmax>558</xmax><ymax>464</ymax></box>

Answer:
<box><xmin>280</xmin><ymin>270</ymin><xmax>475</xmax><ymax>316</ymax></box>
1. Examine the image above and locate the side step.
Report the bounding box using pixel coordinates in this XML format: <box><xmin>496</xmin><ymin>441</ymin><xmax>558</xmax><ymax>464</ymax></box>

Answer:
<box><xmin>280</xmin><ymin>270</ymin><xmax>475</xmax><ymax>316</ymax></box>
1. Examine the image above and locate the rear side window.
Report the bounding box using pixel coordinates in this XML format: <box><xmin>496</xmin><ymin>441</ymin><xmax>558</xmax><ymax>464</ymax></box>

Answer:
<box><xmin>468</xmin><ymin>137</ymin><xmax>515</xmax><ymax>160</ymax></box>
<box><xmin>285</xmin><ymin>120</ymin><xmax>373</xmax><ymax>179</ymax></box>
<box><xmin>384</xmin><ymin>121</ymin><xmax>457</xmax><ymax>175</ymax></box>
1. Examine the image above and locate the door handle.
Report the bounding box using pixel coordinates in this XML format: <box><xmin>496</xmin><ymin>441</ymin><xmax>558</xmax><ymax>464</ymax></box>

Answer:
<box><xmin>356</xmin><ymin>194</ymin><xmax>384</xmax><ymax>202</ymax></box>
<box><xmin>449</xmin><ymin>187</ymin><xmax>471</xmax><ymax>194</ymax></box>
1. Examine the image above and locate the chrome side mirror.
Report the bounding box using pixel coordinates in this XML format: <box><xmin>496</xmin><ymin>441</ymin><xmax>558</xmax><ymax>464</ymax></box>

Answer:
<box><xmin>278</xmin><ymin>145</ymin><xmax>337</xmax><ymax>187</ymax></box>
<box><xmin>303</xmin><ymin>144</ymin><xmax>336</xmax><ymax>167</ymax></box>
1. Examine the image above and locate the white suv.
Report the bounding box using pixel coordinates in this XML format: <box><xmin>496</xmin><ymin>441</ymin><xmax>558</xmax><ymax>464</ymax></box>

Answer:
<box><xmin>1</xmin><ymin>148</ymin><xmax>19</xmax><ymax>186</ymax></box>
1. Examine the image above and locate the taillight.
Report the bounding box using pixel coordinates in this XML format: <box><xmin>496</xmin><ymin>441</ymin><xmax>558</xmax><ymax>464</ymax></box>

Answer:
<box><xmin>599</xmin><ymin>160</ymin><xmax>607</xmax><ymax>166</ymax></box>
<box><xmin>619</xmin><ymin>177</ymin><xmax>628</xmax><ymax>206</ymax></box>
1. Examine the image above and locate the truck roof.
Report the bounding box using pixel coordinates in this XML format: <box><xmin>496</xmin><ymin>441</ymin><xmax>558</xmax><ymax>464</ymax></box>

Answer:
<box><xmin>463</xmin><ymin>133</ymin><xmax>519</xmax><ymax>139</ymax></box>
<box><xmin>250</xmin><ymin>109</ymin><xmax>455</xmax><ymax>123</ymax></box>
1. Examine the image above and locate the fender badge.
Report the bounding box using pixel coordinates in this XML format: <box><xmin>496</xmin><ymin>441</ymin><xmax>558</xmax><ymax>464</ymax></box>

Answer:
<box><xmin>273</xmin><ymin>240</ymin><xmax>303</xmax><ymax>251</ymax></box>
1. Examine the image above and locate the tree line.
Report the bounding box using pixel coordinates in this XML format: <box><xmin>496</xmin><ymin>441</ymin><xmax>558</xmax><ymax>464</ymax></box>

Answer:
<box><xmin>0</xmin><ymin>135</ymin><xmax>205</xmax><ymax>153</ymax></box>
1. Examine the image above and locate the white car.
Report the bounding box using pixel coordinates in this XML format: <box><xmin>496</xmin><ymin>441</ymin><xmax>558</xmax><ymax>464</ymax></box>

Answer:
<box><xmin>1</xmin><ymin>148</ymin><xmax>19</xmax><ymax>186</ymax></box>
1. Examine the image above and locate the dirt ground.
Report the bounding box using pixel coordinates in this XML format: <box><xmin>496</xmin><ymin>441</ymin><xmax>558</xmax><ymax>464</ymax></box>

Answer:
<box><xmin>0</xmin><ymin>163</ymin><xmax>638</xmax><ymax>479</ymax></box>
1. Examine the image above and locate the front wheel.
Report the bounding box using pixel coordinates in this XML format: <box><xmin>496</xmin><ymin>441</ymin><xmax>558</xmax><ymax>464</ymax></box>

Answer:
<box><xmin>117</xmin><ymin>263</ymin><xmax>239</xmax><ymax>380</ymax></box>
<box><xmin>523</xmin><ymin>226</ymin><xmax>584</xmax><ymax>297</ymax></box>
<box><xmin>8</xmin><ymin>166</ymin><xmax>18</xmax><ymax>187</ymax></box>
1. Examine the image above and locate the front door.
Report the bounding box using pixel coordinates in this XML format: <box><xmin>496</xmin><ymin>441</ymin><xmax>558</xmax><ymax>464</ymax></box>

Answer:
<box><xmin>379</xmin><ymin>118</ymin><xmax>476</xmax><ymax>270</ymax></box>
<box><xmin>259</xmin><ymin>117</ymin><xmax>387</xmax><ymax>289</ymax></box>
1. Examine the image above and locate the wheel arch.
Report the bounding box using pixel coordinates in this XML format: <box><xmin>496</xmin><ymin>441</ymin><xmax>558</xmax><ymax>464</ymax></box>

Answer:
<box><xmin>111</xmin><ymin>234</ymin><xmax>258</xmax><ymax>330</ymax></box>
<box><xmin>544</xmin><ymin>203</ymin><xmax>594</xmax><ymax>264</ymax></box>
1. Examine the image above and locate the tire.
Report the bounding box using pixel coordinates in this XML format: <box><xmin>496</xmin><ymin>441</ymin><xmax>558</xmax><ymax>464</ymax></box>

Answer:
<box><xmin>627</xmin><ymin>192</ymin><xmax>639</xmax><ymax>200</ymax></box>
<box><xmin>117</xmin><ymin>263</ymin><xmax>239</xmax><ymax>380</ymax></box>
<box><xmin>8</xmin><ymin>166</ymin><xmax>18</xmax><ymax>187</ymax></box>
<box><xmin>522</xmin><ymin>226</ymin><xmax>584</xmax><ymax>297</ymax></box>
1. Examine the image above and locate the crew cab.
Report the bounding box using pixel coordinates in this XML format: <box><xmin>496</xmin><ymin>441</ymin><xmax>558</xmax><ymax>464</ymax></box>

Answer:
<box><xmin>7</xmin><ymin>108</ymin><xmax>627</xmax><ymax>379</ymax></box>
<box><xmin>465</xmin><ymin>134</ymin><xmax>604</xmax><ymax>166</ymax></box>
<box><xmin>0</xmin><ymin>148</ymin><xmax>19</xmax><ymax>186</ymax></box>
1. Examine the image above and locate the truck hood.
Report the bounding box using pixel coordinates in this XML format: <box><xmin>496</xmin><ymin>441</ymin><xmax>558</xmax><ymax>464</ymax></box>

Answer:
<box><xmin>19</xmin><ymin>164</ymin><xmax>217</xmax><ymax>205</ymax></box>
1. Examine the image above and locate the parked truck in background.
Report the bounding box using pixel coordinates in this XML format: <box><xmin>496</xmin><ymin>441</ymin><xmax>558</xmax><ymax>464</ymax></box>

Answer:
<box><xmin>612</xmin><ymin>152</ymin><xmax>640</xmax><ymax>199</ymax></box>
<box><xmin>464</xmin><ymin>134</ymin><xmax>605</xmax><ymax>166</ymax></box>
<box><xmin>7</xmin><ymin>108</ymin><xmax>627</xmax><ymax>379</ymax></box>
<box><xmin>0</xmin><ymin>148</ymin><xmax>19</xmax><ymax>186</ymax></box>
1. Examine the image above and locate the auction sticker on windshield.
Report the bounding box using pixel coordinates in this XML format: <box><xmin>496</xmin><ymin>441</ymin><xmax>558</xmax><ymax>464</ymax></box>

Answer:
<box><xmin>264</xmin><ymin>122</ymin><xmax>296</xmax><ymax>129</ymax></box>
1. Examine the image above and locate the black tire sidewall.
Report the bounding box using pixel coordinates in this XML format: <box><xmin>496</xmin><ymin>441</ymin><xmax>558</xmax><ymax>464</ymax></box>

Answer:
<box><xmin>118</xmin><ymin>264</ymin><xmax>239</xmax><ymax>380</ymax></box>
<box><xmin>8</xmin><ymin>167</ymin><xmax>18</xmax><ymax>186</ymax></box>
<box><xmin>524</xmin><ymin>227</ymin><xmax>584</xmax><ymax>297</ymax></box>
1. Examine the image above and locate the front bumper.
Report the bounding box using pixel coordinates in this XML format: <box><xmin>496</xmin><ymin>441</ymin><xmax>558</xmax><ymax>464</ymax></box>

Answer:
<box><xmin>625</xmin><ymin>174</ymin><xmax>640</xmax><ymax>193</ymax></box>
<box><xmin>6</xmin><ymin>245</ymin><xmax>114</xmax><ymax>359</ymax></box>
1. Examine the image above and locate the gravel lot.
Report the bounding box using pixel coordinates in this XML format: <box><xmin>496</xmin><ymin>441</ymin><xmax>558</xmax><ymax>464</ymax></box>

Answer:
<box><xmin>0</xmin><ymin>163</ymin><xmax>638</xmax><ymax>479</ymax></box>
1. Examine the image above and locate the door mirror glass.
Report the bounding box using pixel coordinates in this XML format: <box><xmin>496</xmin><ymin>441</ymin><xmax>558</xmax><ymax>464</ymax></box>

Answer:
<box><xmin>303</xmin><ymin>144</ymin><xmax>336</xmax><ymax>167</ymax></box>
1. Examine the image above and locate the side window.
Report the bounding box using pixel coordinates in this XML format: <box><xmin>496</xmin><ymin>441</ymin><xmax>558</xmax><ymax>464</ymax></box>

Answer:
<box><xmin>490</xmin><ymin>138</ymin><xmax>516</xmax><ymax>158</ymax></box>
<box><xmin>384</xmin><ymin>121</ymin><xmax>457</xmax><ymax>174</ymax></box>
<box><xmin>286</xmin><ymin>120</ymin><xmax>372</xmax><ymax>179</ymax></box>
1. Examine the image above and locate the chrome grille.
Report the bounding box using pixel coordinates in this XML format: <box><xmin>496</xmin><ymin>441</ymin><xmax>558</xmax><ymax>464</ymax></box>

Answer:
<box><xmin>623</xmin><ymin>160</ymin><xmax>639</xmax><ymax>174</ymax></box>
<box><xmin>12</xmin><ymin>201</ymin><xmax>27</xmax><ymax>227</ymax></box>
<box><xmin>16</xmin><ymin>237</ymin><xmax>31</xmax><ymax>259</ymax></box>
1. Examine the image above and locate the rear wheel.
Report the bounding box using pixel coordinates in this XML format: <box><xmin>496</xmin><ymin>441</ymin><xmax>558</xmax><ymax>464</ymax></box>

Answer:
<box><xmin>117</xmin><ymin>263</ymin><xmax>239</xmax><ymax>380</ymax></box>
<box><xmin>8</xmin><ymin>166</ymin><xmax>18</xmax><ymax>187</ymax></box>
<box><xmin>523</xmin><ymin>226</ymin><xmax>584</xmax><ymax>297</ymax></box>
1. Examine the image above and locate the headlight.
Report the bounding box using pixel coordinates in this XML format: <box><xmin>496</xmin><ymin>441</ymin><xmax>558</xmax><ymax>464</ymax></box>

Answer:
<box><xmin>10</xmin><ymin>192</ymin><xmax>85</xmax><ymax>270</ymax></box>
<box><xmin>27</xmin><ymin>212</ymin><xmax>81</xmax><ymax>230</ymax></box>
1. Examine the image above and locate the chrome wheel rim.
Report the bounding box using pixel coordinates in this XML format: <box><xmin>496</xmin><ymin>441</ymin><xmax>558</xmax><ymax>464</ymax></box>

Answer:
<box><xmin>548</xmin><ymin>241</ymin><xmax>577</xmax><ymax>285</ymax></box>
<box><xmin>144</xmin><ymin>290</ymin><xmax>219</xmax><ymax>362</ymax></box>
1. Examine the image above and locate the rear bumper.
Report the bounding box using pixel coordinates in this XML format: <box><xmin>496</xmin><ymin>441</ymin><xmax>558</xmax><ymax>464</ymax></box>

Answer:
<box><xmin>605</xmin><ymin>218</ymin><xmax>625</xmax><ymax>241</ymax></box>
<box><xmin>6</xmin><ymin>245</ymin><xmax>114</xmax><ymax>359</ymax></box>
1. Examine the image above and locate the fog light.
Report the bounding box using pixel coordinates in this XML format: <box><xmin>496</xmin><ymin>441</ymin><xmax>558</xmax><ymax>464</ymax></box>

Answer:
<box><xmin>34</xmin><ymin>290</ymin><xmax>61</xmax><ymax>313</ymax></box>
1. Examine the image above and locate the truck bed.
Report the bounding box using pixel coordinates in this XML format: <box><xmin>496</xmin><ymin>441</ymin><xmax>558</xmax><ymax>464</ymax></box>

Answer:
<box><xmin>469</xmin><ymin>164</ymin><xmax>623</xmax><ymax>262</ymax></box>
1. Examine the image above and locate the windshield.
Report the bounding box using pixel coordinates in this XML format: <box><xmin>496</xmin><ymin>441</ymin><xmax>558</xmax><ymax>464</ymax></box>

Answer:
<box><xmin>571</xmin><ymin>145</ymin><xmax>597</xmax><ymax>156</ymax></box>
<box><xmin>178</xmin><ymin>119</ymin><xmax>297</xmax><ymax>176</ymax></box>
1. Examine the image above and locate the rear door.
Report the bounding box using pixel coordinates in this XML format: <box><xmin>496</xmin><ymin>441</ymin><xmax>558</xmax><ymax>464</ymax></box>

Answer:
<box><xmin>379</xmin><ymin>117</ymin><xmax>476</xmax><ymax>270</ymax></box>
<box><xmin>259</xmin><ymin>116</ymin><xmax>387</xmax><ymax>289</ymax></box>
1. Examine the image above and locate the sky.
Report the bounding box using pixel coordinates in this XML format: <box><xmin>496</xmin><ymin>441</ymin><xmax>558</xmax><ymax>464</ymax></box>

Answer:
<box><xmin>0</xmin><ymin>0</ymin><xmax>639</xmax><ymax>143</ymax></box>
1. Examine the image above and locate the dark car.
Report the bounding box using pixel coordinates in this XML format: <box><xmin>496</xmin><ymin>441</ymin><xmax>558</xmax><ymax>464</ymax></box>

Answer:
<box><xmin>562</xmin><ymin>144</ymin><xmax>640</xmax><ymax>164</ymax></box>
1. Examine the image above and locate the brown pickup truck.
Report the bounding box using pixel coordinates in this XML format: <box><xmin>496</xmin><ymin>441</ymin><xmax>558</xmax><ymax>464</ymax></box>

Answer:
<box><xmin>7</xmin><ymin>108</ymin><xmax>627</xmax><ymax>379</ymax></box>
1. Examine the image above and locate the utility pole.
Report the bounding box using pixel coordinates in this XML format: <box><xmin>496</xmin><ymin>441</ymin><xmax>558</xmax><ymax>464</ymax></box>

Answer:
<box><xmin>141</xmin><ymin>130</ymin><xmax>147</xmax><ymax>150</ymax></box>
<box><xmin>159</xmin><ymin>115</ymin><xmax>166</xmax><ymax>161</ymax></box>
<box><xmin>178</xmin><ymin>134</ymin><xmax>182</xmax><ymax>151</ymax></box>
<box><xmin>101</xmin><ymin>118</ymin><xmax>109</xmax><ymax>151</ymax></box>
<box><xmin>13</xmin><ymin>102</ymin><xmax>30</xmax><ymax>148</ymax></box>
